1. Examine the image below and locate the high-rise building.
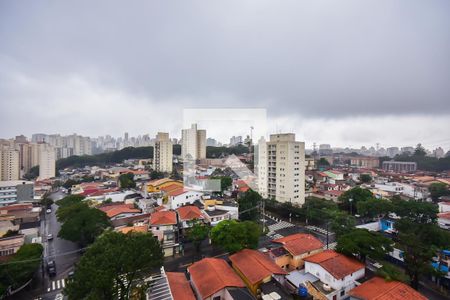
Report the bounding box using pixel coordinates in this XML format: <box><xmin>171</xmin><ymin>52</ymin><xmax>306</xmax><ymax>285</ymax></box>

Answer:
<box><xmin>261</xmin><ymin>133</ymin><xmax>305</xmax><ymax>205</ymax></box>
<box><xmin>181</xmin><ymin>124</ymin><xmax>206</xmax><ymax>160</ymax></box>
<box><xmin>0</xmin><ymin>145</ymin><xmax>20</xmax><ymax>181</ymax></box>
<box><xmin>229</xmin><ymin>136</ymin><xmax>243</xmax><ymax>146</ymax></box>
<box><xmin>254</xmin><ymin>137</ymin><xmax>268</xmax><ymax>198</ymax></box>
<box><xmin>39</xmin><ymin>143</ymin><xmax>56</xmax><ymax>180</ymax></box>
<box><xmin>153</xmin><ymin>132</ymin><xmax>173</xmax><ymax>173</ymax></box>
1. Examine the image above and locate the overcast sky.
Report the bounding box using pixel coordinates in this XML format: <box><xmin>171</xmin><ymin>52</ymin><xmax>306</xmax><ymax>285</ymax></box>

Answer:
<box><xmin>1</xmin><ymin>1</ymin><xmax>449</xmax><ymax>150</ymax></box>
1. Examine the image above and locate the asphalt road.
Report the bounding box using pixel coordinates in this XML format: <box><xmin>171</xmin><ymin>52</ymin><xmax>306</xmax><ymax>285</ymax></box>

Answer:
<box><xmin>9</xmin><ymin>190</ymin><xmax>81</xmax><ymax>300</ymax></box>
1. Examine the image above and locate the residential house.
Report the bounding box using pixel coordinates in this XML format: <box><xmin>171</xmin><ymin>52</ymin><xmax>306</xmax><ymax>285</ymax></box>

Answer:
<box><xmin>167</xmin><ymin>189</ymin><xmax>203</xmax><ymax>210</ymax></box>
<box><xmin>146</xmin><ymin>267</ymin><xmax>196</xmax><ymax>300</ymax></box>
<box><xmin>230</xmin><ymin>249</ymin><xmax>287</xmax><ymax>296</ymax></box>
<box><xmin>438</xmin><ymin>201</ymin><xmax>450</xmax><ymax>213</ymax></box>
<box><xmin>149</xmin><ymin>210</ymin><xmax>178</xmax><ymax>256</ymax></box>
<box><xmin>304</xmin><ymin>250</ymin><xmax>365</xmax><ymax>300</ymax></box>
<box><xmin>98</xmin><ymin>203</ymin><xmax>141</xmax><ymax>220</ymax></box>
<box><xmin>146</xmin><ymin>178</ymin><xmax>183</xmax><ymax>193</ymax></box>
<box><xmin>203</xmin><ymin>206</ymin><xmax>231</xmax><ymax>226</ymax></box>
<box><xmin>188</xmin><ymin>257</ymin><xmax>254</xmax><ymax>300</ymax></box>
<box><xmin>438</xmin><ymin>212</ymin><xmax>450</xmax><ymax>230</ymax></box>
<box><xmin>270</xmin><ymin>233</ymin><xmax>324</xmax><ymax>270</ymax></box>
<box><xmin>176</xmin><ymin>205</ymin><xmax>206</xmax><ymax>230</ymax></box>
<box><xmin>348</xmin><ymin>276</ymin><xmax>427</xmax><ymax>300</ymax></box>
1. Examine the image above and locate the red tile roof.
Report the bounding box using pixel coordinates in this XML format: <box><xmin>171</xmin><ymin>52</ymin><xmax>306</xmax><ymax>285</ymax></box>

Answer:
<box><xmin>230</xmin><ymin>249</ymin><xmax>287</xmax><ymax>285</ymax></box>
<box><xmin>304</xmin><ymin>250</ymin><xmax>364</xmax><ymax>280</ymax></box>
<box><xmin>188</xmin><ymin>258</ymin><xmax>245</xmax><ymax>299</ymax></box>
<box><xmin>98</xmin><ymin>204</ymin><xmax>140</xmax><ymax>218</ymax></box>
<box><xmin>177</xmin><ymin>206</ymin><xmax>204</xmax><ymax>221</ymax></box>
<box><xmin>167</xmin><ymin>188</ymin><xmax>188</xmax><ymax>197</ymax></box>
<box><xmin>273</xmin><ymin>233</ymin><xmax>324</xmax><ymax>256</ymax></box>
<box><xmin>150</xmin><ymin>211</ymin><xmax>177</xmax><ymax>225</ymax></box>
<box><xmin>166</xmin><ymin>272</ymin><xmax>196</xmax><ymax>300</ymax></box>
<box><xmin>438</xmin><ymin>212</ymin><xmax>450</xmax><ymax>221</ymax></box>
<box><xmin>349</xmin><ymin>277</ymin><xmax>427</xmax><ymax>300</ymax></box>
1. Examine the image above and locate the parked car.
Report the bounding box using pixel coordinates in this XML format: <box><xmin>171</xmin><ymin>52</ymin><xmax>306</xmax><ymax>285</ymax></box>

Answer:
<box><xmin>47</xmin><ymin>233</ymin><xmax>53</xmax><ymax>240</ymax></box>
<box><xmin>47</xmin><ymin>260</ymin><xmax>56</xmax><ymax>277</ymax></box>
<box><xmin>46</xmin><ymin>208</ymin><xmax>52</xmax><ymax>214</ymax></box>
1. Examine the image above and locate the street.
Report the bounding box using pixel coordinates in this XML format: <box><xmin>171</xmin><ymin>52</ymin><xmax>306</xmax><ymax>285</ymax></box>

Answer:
<box><xmin>9</xmin><ymin>191</ymin><xmax>81</xmax><ymax>300</ymax></box>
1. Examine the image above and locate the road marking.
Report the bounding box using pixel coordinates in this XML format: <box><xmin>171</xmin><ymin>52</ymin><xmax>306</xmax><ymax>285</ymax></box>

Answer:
<box><xmin>62</xmin><ymin>279</ymin><xmax>65</xmax><ymax>288</ymax></box>
<box><xmin>57</xmin><ymin>280</ymin><xmax>60</xmax><ymax>289</ymax></box>
<box><xmin>52</xmin><ymin>281</ymin><xmax>56</xmax><ymax>290</ymax></box>
<box><xmin>47</xmin><ymin>287</ymin><xmax>51</xmax><ymax>292</ymax></box>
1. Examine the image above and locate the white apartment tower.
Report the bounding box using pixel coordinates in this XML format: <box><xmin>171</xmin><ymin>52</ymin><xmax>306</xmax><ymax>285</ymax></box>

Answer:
<box><xmin>255</xmin><ymin>137</ymin><xmax>268</xmax><ymax>198</ymax></box>
<box><xmin>39</xmin><ymin>143</ymin><xmax>56</xmax><ymax>180</ymax></box>
<box><xmin>181</xmin><ymin>124</ymin><xmax>206</xmax><ymax>160</ymax></box>
<box><xmin>153</xmin><ymin>132</ymin><xmax>173</xmax><ymax>173</ymax></box>
<box><xmin>257</xmin><ymin>133</ymin><xmax>305</xmax><ymax>205</ymax></box>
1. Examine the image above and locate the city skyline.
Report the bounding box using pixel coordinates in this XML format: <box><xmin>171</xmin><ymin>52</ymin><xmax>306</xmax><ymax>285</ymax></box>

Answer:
<box><xmin>1</xmin><ymin>1</ymin><xmax>450</xmax><ymax>149</ymax></box>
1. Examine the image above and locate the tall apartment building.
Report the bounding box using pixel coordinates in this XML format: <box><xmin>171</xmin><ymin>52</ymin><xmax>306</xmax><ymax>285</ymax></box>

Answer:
<box><xmin>181</xmin><ymin>124</ymin><xmax>206</xmax><ymax>160</ymax></box>
<box><xmin>153</xmin><ymin>132</ymin><xmax>173</xmax><ymax>173</ymax></box>
<box><xmin>39</xmin><ymin>144</ymin><xmax>56</xmax><ymax>180</ymax></box>
<box><xmin>256</xmin><ymin>133</ymin><xmax>305</xmax><ymax>205</ymax></box>
<box><xmin>31</xmin><ymin>133</ymin><xmax>91</xmax><ymax>159</ymax></box>
<box><xmin>0</xmin><ymin>146</ymin><xmax>20</xmax><ymax>181</ymax></box>
<box><xmin>254</xmin><ymin>137</ymin><xmax>268</xmax><ymax>198</ymax></box>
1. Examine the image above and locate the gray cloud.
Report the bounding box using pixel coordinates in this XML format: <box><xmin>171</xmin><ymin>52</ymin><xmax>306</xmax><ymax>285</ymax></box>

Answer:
<box><xmin>0</xmin><ymin>0</ymin><xmax>449</xmax><ymax>148</ymax></box>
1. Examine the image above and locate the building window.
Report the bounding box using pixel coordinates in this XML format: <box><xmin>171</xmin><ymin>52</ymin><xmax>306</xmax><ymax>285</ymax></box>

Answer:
<box><xmin>340</xmin><ymin>290</ymin><xmax>345</xmax><ymax>297</ymax></box>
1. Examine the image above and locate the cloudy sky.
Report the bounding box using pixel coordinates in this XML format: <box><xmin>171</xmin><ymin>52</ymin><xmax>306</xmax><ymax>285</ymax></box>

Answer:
<box><xmin>1</xmin><ymin>1</ymin><xmax>449</xmax><ymax>150</ymax></box>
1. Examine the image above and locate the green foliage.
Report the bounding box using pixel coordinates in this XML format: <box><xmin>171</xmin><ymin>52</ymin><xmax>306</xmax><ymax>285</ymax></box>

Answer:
<box><xmin>62</xmin><ymin>179</ymin><xmax>79</xmax><ymax>189</ymax></box>
<box><xmin>0</xmin><ymin>244</ymin><xmax>43</xmax><ymax>296</ymax></box>
<box><xmin>376</xmin><ymin>262</ymin><xmax>410</xmax><ymax>283</ymax></box>
<box><xmin>304</xmin><ymin>197</ymin><xmax>338</xmax><ymax>223</ymax></box>
<box><xmin>57</xmin><ymin>146</ymin><xmax>153</xmax><ymax>170</ymax></box>
<box><xmin>414</xmin><ymin>143</ymin><xmax>427</xmax><ymax>157</ymax></box>
<box><xmin>1</xmin><ymin>230</ymin><xmax>19</xmax><ymax>238</ymax></box>
<box><xmin>317</xmin><ymin>158</ymin><xmax>330</xmax><ymax>167</ymax></box>
<box><xmin>169</xmin><ymin>168</ymin><xmax>182</xmax><ymax>180</ymax></box>
<box><xmin>57</xmin><ymin>199</ymin><xmax>110</xmax><ymax>246</ymax></box>
<box><xmin>211</xmin><ymin>220</ymin><xmax>260</xmax><ymax>253</ymax></box>
<box><xmin>393</xmin><ymin>152</ymin><xmax>450</xmax><ymax>172</ymax></box>
<box><xmin>356</xmin><ymin>198</ymin><xmax>393</xmax><ymax>219</ymax></box>
<box><xmin>23</xmin><ymin>165</ymin><xmax>39</xmax><ymax>180</ymax></box>
<box><xmin>336</xmin><ymin>228</ymin><xmax>393</xmax><ymax>262</ymax></box>
<box><xmin>64</xmin><ymin>231</ymin><xmax>163</xmax><ymax>300</ymax></box>
<box><xmin>150</xmin><ymin>170</ymin><xmax>165</xmax><ymax>180</ymax></box>
<box><xmin>392</xmin><ymin>198</ymin><xmax>438</xmax><ymax>224</ymax></box>
<box><xmin>429</xmin><ymin>182</ymin><xmax>450</xmax><ymax>202</ymax></box>
<box><xmin>206</xmin><ymin>144</ymin><xmax>250</xmax><ymax>158</ymax></box>
<box><xmin>119</xmin><ymin>173</ymin><xmax>136</xmax><ymax>189</ymax></box>
<box><xmin>41</xmin><ymin>197</ymin><xmax>54</xmax><ymax>208</ymax></box>
<box><xmin>327</xmin><ymin>210</ymin><xmax>356</xmax><ymax>237</ymax></box>
<box><xmin>360</xmin><ymin>174</ymin><xmax>372</xmax><ymax>183</ymax></box>
<box><xmin>238</xmin><ymin>189</ymin><xmax>262</xmax><ymax>221</ymax></box>
<box><xmin>186</xmin><ymin>220</ymin><xmax>210</xmax><ymax>252</ymax></box>
<box><xmin>56</xmin><ymin>194</ymin><xmax>85</xmax><ymax>209</ymax></box>
<box><xmin>339</xmin><ymin>187</ymin><xmax>374</xmax><ymax>214</ymax></box>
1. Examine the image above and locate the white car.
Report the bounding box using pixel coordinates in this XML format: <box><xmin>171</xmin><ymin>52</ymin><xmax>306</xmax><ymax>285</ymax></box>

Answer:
<box><xmin>46</xmin><ymin>208</ymin><xmax>52</xmax><ymax>214</ymax></box>
<box><xmin>47</xmin><ymin>234</ymin><xmax>53</xmax><ymax>240</ymax></box>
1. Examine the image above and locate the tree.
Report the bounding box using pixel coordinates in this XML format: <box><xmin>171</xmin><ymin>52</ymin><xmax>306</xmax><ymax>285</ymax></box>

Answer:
<box><xmin>41</xmin><ymin>197</ymin><xmax>54</xmax><ymax>208</ymax></box>
<box><xmin>169</xmin><ymin>168</ymin><xmax>182</xmax><ymax>180</ymax></box>
<box><xmin>356</xmin><ymin>198</ymin><xmax>393</xmax><ymax>219</ymax></box>
<box><xmin>211</xmin><ymin>220</ymin><xmax>260</xmax><ymax>253</ymax></box>
<box><xmin>238</xmin><ymin>189</ymin><xmax>262</xmax><ymax>221</ymax></box>
<box><xmin>360</xmin><ymin>174</ymin><xmax>372</xmax><ymax>184</ymax></box>
<box><xmin>57</xmin><ymin>202</ymin><xmax>111</xmax><ymax>246</ymax></box>
<box><xmin>64</xmin><ymin>231</ymin><xmax>163</xmax><ymax>300</ymax></box>
<box><xmin>392</xmin><ymin>199</ymin><xmax>438</xmax><ymax>224</ymax></box>
<box><xmin>338</xmin><ymin>187</ymin><xmax>374</xmax><ymax>215</ymax></box>
<box><xmin>186</xmin><ymin>220</ymin><xmax>210</xmax><ymax>253</ymax></box>
<box><xmin>23</xmin><ymin>165</ymin><xmax>39</xmax><ymax>180</ymax></box>
<box><xmin>414</xmin><ymin>143</ymin><xmax>426</xmax><ymax>157</ymax></box>
<box><xmin>150</xmin><ymin>170</ymin><xmax>165</xmax><ymax>180</ymax></box>
<box><xmin>303</xmin><ymin>197</ymin><xmax>338</xmax><ymax>224</ymax></box>
<box><xmin>336</xmin><ymin>228</ymin><xmax>393</xmax><ymax>263</ymax></box>
<box><xmin>0</xmin><ymin>244</ymin><xmax>43</xmax><ymax>296</ymax></box>
<box><xmin>328</xmin><ymin>210</ymin><xmax>356</xmax><ymax>237</ymax></box>
<box><xmin>56</xmin><ymin>194</ymin><xmax>85</xmax><ymax>209</ymax></box>
<box><xmin>376</xmin><ymin>262</ymin><xmax>410</xmax><ymax>283</ymax></box>
<box><xmin>429</xmin><ymin>182</ymin><xmax>449</xmax><ymax>202</ymax></box>
<box><xmin>119</xmin><ymin>173</ymin><xmax>136</xmax><ymax>189</ymax></box>
<box><xmin>317</xmin><ymin>158</ymin><xmax>330</xmax><ymax>167</ymax></box>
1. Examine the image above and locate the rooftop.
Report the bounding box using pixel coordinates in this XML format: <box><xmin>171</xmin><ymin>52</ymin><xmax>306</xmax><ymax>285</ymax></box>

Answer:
<box><xmin>166</xmin><ymin>272</ymin><xmax>196</xmax><ymax>300</ymax></box>
<box><xmin>176</xmin><ymin>205</ymin><xmax>204</xmax><ymax>221</ymax></box>
<box><xmin>349</xmin><ymin>276</ymin><xmax>427</xmax><ymax>300</ymax></box>
<box><xmin>230</xmin><ymin>249</ymin><xmax>287</xmax><ymax>285</ymax></box>
<box><xmin>188</xmin><ymin>257</ymin><xmax>245</xmax><ymax>299</ymax></box>
<box><xmin>273</xmin><ymin>233</ymin><xmax>324</xmax><ymax>256</ymax></box>
<box><xmin>150</xmin><ymin>211</ymin><xmax>177</xmax><ymax>225</ymax></box>
<box><xmin>304</xmin><ymin>250</ymin><xmax>364</xmax><ymax>280</ymax></box>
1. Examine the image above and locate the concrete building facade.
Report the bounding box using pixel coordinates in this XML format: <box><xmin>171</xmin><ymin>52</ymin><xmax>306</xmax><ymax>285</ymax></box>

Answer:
<box><xmin>181</xmin><ymin>123</ymin><xmax>206</xmax><ymax>160</ymax></box>
<box><xmin>153</xmin><ymin>132</ymin><xmax>173</xmax><ymax>173</ymax></box>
